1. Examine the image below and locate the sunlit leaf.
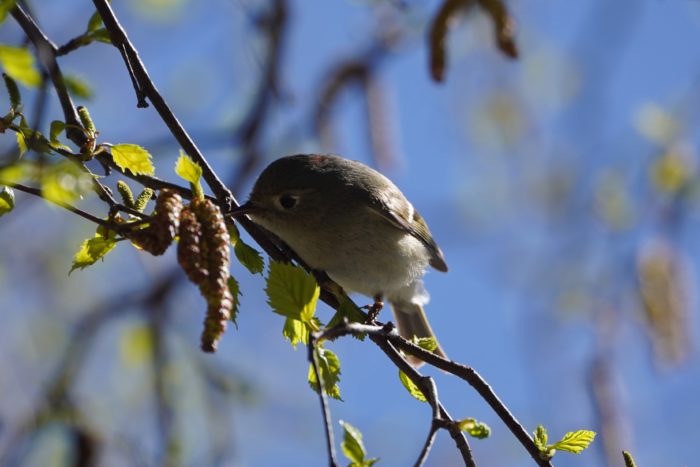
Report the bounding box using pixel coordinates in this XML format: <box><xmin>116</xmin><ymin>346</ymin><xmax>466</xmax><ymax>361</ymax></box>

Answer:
<box><xmin>339</xmin><ymin>420</ymin><xmax>378</xmax><ymax>466</ymax></box>
<box><xmin>549</xmin><ymin>430</ymin><xmax>596</xmax><ymax>454</ymax></box>
<box><xmin>308</xmin><ymin>346</ymin><xmax>342</xmax><ymax>400</ymax></box>
<box><xmin>533</xmin><ymin>425</ymin><xmax>548</xmax><ymax>452</ymax></box>
<box><xmin>0</xmin><ymin>45</ymin><xmax>41</xmax><ymax>87</ymax></box>
<box><xmin>0</xmin><ymin>186</ymin><xmax>14</xmax><ymax>217</ymax></box>
<box><xmin>283</xmin><ymin>317</ymin><xmax>307</xmax><ymax>348</ymax></box>
<box><xmin>398</xmin><ymin>370</ymin><xmax>426</xmax><ymax>402</ymax></box>
<box><xmin>0</xmin><ymin>0</ymin><xmax>18</xmax><ymax>24</ymax></box>
<box><xmin>70</xmin><ymin>230</ymin><xmax>117</xmax><ymax>273</ymax></box>
<box><xmin>457</xmin><ymin>418</ymin><xmax>491</xmax><ymax>439</ymax></box>
<box><xmin>111</xmin><ymin>144</ymin><xmax>155</xmax><ymax>175</ymax></box>
<box><xmin>266</xmin><ymin>261</ymin><xmax>319</xmax><ymax>323</ymax></box>
<box><xmin>174</xmin><ymin>151</ymin><xmax>202</xmax><ymax>185</ymax></box>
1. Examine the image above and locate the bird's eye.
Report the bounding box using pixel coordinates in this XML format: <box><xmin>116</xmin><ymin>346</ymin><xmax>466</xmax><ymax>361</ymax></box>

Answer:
<box><xmin>278</xmin><ymin>194</ymin><xmax>298</xmax><ymax>209</ymax></box>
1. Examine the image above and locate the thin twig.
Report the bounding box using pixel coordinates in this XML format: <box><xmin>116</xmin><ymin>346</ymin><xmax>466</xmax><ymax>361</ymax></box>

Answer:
<box><xmin>1</xmin><ymin>179</ymin><xmax>123</xmax><ymax>230</ymax></box>
<box><xmin>308</xmin><ymin>335</ymin><xmax>339</xmax><ymax>467</ymax></box>
<box><xmin>316</xmin><ymin>321</ymin><xmax>553</xmax><ymax>467</ymax></box>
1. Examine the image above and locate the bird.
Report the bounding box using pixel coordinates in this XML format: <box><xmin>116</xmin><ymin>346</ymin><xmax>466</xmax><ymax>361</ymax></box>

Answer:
<box><xmin>234</xmin><ymin>154</ymin><xmax>447</xmax><ymax>366</ymax></box>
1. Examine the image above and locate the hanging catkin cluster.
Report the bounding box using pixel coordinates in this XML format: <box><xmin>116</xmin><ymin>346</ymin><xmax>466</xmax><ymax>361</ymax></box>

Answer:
<box><xmin>128</xmin><ymin>189</ymin><xmax>182</xmax><ymax>255</ymax></box>
<box><xmin>177</xmin><ymin>198</ymin><xmax>232</xmax><ymax>352</ymax></box>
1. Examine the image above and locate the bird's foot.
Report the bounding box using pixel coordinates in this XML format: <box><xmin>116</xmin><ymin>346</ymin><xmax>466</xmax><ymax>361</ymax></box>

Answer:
<box><xmin>366</xmin><ymin>296</ymin><xmax>384</xmax><ymax>323</ymax></box>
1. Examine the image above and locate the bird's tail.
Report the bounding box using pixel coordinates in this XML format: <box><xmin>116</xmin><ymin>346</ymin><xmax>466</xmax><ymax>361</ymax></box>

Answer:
<box><xmin>390</xmin><ymin>301</ymin><xmax>446</xmax><ymax>368</ymax></box>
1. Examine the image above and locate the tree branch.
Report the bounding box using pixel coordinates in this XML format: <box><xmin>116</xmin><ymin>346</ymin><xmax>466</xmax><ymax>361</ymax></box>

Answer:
<box><xmin>308</xmin><ymin>335</ymin><xmax>339</xmax><ymax>467</ymax></box>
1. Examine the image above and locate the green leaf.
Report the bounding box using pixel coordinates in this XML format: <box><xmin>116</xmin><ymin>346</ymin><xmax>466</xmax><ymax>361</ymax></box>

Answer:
<box><xmin>413</xmin><ymin>336</ymin><xmax>438</xmax><ymax>352</ymax></box>
<box><xmin>266</xmin><ymin>261</ymin><xmax>319</xmax><ymax>323</ymax></box>
<box><xmin>41</xmin><ymin>161</ymin><xmax>92</xmax><ymax>206</ymax></box>
<box><xmin>398</xmin><ymin>370</ymin><xmax>426</xmax><ymax>402</ymax></box>
<box><xmin>234</xmin><ymin>239</ymin><xmax>264</xmax><ymax>275</ymax></box>
<box><xmin>622</xmin><ymin>451</ymin><xmax>637</xmax><ymax>467</ymax></box>
<box><xmin>63</xmin><ymin>75</ymin><xmax>93</xmax><ymax>100</ymax></box>
<box><xmin>283</xmin><ymin>317</ymin><xmax>308</xmax><ymax>348</ymax></box>
<box><xmin>533</xmin><ymin>425</ymin><xmax>548</xmax><ymax>452</ymax></box>
<box><xmin>70</xmin><ymin>230</ymin><xmax>117</xmax><ymax>273</ymax></box>
<box><xmin>3</xmin><ymin>72</ymin><xmax>21</xmax><ymax>110</ymax></box>
<box><xmin>227</xmin><ymin>276</ymin><xmax>242</xmax><ymax>327</ymax></box>
<box><xmin>308</xmin><ymin>346</ymin><xmax>342</xmax><ymax>400</ymax></box>
<box><xmin>16</xmin><ymin>130</ymin><xmax>26</xmax><ymax>156</ymax></box>
<box><xmin>89</xmin><ymin>28</ymin><xmax>112</xmax><ymax>44</ymax></box>
<box><xmin>0</xmin><ymin>0</ymin><xmax>18</xmax><ymax>24</ymax></box>
<box><xmin>175</xmin><ymin>151</ymin><xmax>202</xmax><ymax>185</ymax></box>
<box><xmin>86</xmin><ymin>10</ymin><xmax>103</xmax><ymax>32</ymax></box>
<box><xmin>0</xmin><ymin>186</ymin><xmax>14</xmax><ymax>217</ymax></box>
<box><xmin>48</xmin><ymin>120</ymin><xmax>71</xmax><ymax>150</ymax></box>
<box><xmin>111</xmin><ymin>144</ymin><xmax>155</xmax><ymax>176</ymax></box>
<box><xmin>457</xmin><ymin>418</ymin><xmax>491</xmax><ymax>439</ymax></box>
<box><xmin>0</xmin><ymin>45</ymin><xmax>41</xmax><ymax>87</ymax></box>
<box><xmin>549</xmin><ymin>430</ymin><xmax>596</xmax><ymax>454</ymax></box>
<box><xmin>339</xmin><ymin>421</ymin><xmax>378</xmax><ymax>467</ymax></box>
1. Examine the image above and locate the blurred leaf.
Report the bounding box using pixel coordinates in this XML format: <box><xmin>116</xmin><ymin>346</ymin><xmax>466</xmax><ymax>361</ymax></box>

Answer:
<box><xmin>63</xmin><ymin>75</ymin><xmax>93</xmax><ymax>100</ymax></box>
<box><xmin>49</xmin><ymin>120</ymin><xmax>71</xmax><ymax>151</ymax></box>
<box><xmin>41</xmin><ymin>161</ymin><xmax>92</xmax><ymax>206</ymax></box>
<box><xmin>227</xmin><ymin>276</ymin><xmax>241</xmax><ymax>327</ymax></box>
<box><xmin>308</xmin><ymin>346</ymin><xmax>342</xmax><ymax>400</ymax></box>
<box><xmin>120</xmin><ymin>323</ymin><xmax>153</xmax><ymax>367</ymax></box>
<box><xmin>635</xmin><ymin>103</ymin><xmax>680</xmax><ymax>145</ymax></box>
<box><xmin>70</xmin><ymin>230</ymin><xmax>117</xmax><ymax>273</ymax></box>
<box><xmin>457</xmin><ymin>418</ymin><xmax>491</xmax><ymax>439</ymax></box>
<box><xmin>0</xmin><ymin>45</ymin><xmax>41</xmax><ymax>87</ymax></box>
<box><xmin>0</xmin><ymin>186</ymin><xmax>14</xmax><ymax>217</ymax></box>
<box><xmin>339</xmin><ymin>420</ymin><xmax>378</xmax><ymax>466</ymax></box>
<box><xmin>0</xmin><ymin>0</ymin><xmax>17</xmax><ymax>24</ymax></box>
<box><xmin>229</xmin><ymin>224</ymin><xmax>264</xmax><ymax>275</ymax></box>
<box><xmin>110</xmin><ymin>144</ymin><xmax>154</xmax><ymax>176</ymax></box>
<box><xmin>549</xmin><ymin>430</ymin><xmax>596</xmax><ymax>454</ymax></box>
<box><xmin>650</xmin><ymin>145</ymin><xmax>695</xmax><ymax>195</ymax></box>
<box><xmin>282</xmin><ymin>317</ymin><xmax>307</xmax><ymax>348</ymax></box>
<box><xmin>637</xmin><ymin>239</ymin><xmax>692</xmax><ymax>365</ymax></box>
<box><xmin>398</xmin><ymin>370</ymin><xmax>426</xmax><ymax>402</ymax></box>
<box><xmin>16</xmin><ymin>130</ymin><xmax>26</xmax><ymax>156</ymax></box>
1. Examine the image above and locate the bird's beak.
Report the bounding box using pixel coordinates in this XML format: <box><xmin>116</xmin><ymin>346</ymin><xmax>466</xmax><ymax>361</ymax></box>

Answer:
<box><xmin>229</xmin><ymin>200</ymin><xmax>257</xmax><ymax>217</ymax></box>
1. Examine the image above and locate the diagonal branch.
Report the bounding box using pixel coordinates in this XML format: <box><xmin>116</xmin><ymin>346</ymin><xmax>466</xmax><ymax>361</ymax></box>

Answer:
<box><xmin>308</xmin><ymin>335</ymin><xmax>339</xmax><ymax>467</ymax></box>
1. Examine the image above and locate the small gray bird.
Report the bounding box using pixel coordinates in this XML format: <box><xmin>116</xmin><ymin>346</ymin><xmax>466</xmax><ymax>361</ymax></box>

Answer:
<box><xmin>235</xmin><ymin>154</ymin><xmax>447</xmax><ymax>366</ymax></box>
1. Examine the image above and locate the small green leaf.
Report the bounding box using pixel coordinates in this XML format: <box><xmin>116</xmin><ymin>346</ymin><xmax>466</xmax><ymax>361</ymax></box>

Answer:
<box><xmin>49</xmin><ymin>120</ymin><xmax>71</xmax><ymax>150</ymax></box>
<box><xmin>175</xmin><ymin>150</ymin><xmax>202</xmax><ymax>185</ymax></box>
<box><xmin>266</xmin><ymin>261</ymin><xmax>319</xmax><ymax>323</ymax></box>
<box><xmin>86</xmin><ymin>10</ymin><xmax>103</xmax><ymax>32</ymax></box>
<box><xmin>70</xmin><ymin>230</ymin><xmax>117</xmax><ymax>273</ymax></box>
<box><xmin>16</xmin><ymin>130</ymin><xmax>26</xmax><ymax>156</ymax></box>
<box><xmin>622</xmin><ymin>450</ymin><xmax>637</xmax><ymax>467</ymax></box>
<box><xmin>412</xmin><ymin>336</ymin><xmax>438</xmax><ymax>352</ymax></box>
<box><xmin>549</xmin><ymin>430</ymin><xmax>596</xmax><ymax>454</ymax></box>
<box><xmin>89</xmin><ymin>28</ymin><xmax>112</xmax><ymax>44</ymax></box>
<box><xmin>227</xmin><ymin>276</ymin><xmax>242</xmax><ymax>327</ymax></box>
<box><xmin>0</xmin><ymin>0</ymin><xmax>18</xmax><ymax>24</ymax></box>
<box><xmin>111</xmin><ymin>144</ymin><xmax>154</xmax><ymax>176</ymax></box>
<box><xmin>174</xmin><ymin>150</ymin><xmax>204</xmax><ymax>199</ymax></box>
<box><xmin>0</xmin><ymin>45</ymin><xmax>41</xmax><ymax>87</ymax></box>
<box><xmin>3</xmin><ymin>72</ymin><xmax>21</xmax><ymax>110</ymax></box>
<box><xmin>308</xmin><ymin>346</ymin><xmax>342</xmax><ymax>400</ymax></box>
<box><xmin>457</xmin><ymin>418</ymin><xmax>491</xmax><ymax>439</ymax></box>
<box><xmin>339</xmin><ymin>421</ymin><xmax>378</xmax><ymax>467</ymax></box>
<box><xmin>0</xmin><ymin>186</ymin><xmax>14</xmax><ymax>216</ymax></box>
<box><xmin>63</xmin><ymin>75</ymin><xmax>93</xmax><ymax>100</ymax></box>
<box><xmin>398</xmin><ymin>370</ymin><xmax>426</xmax><ymax>402</ymax></box>
<box><xmin>533</xmin><ymin>425</ymin><xmax>548</xmax><ymax>452</ymax></box>
<box><xmin>234</xmin><ymin>239</ymin><xmax>264</xmax><ymax>275</ymax></box>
